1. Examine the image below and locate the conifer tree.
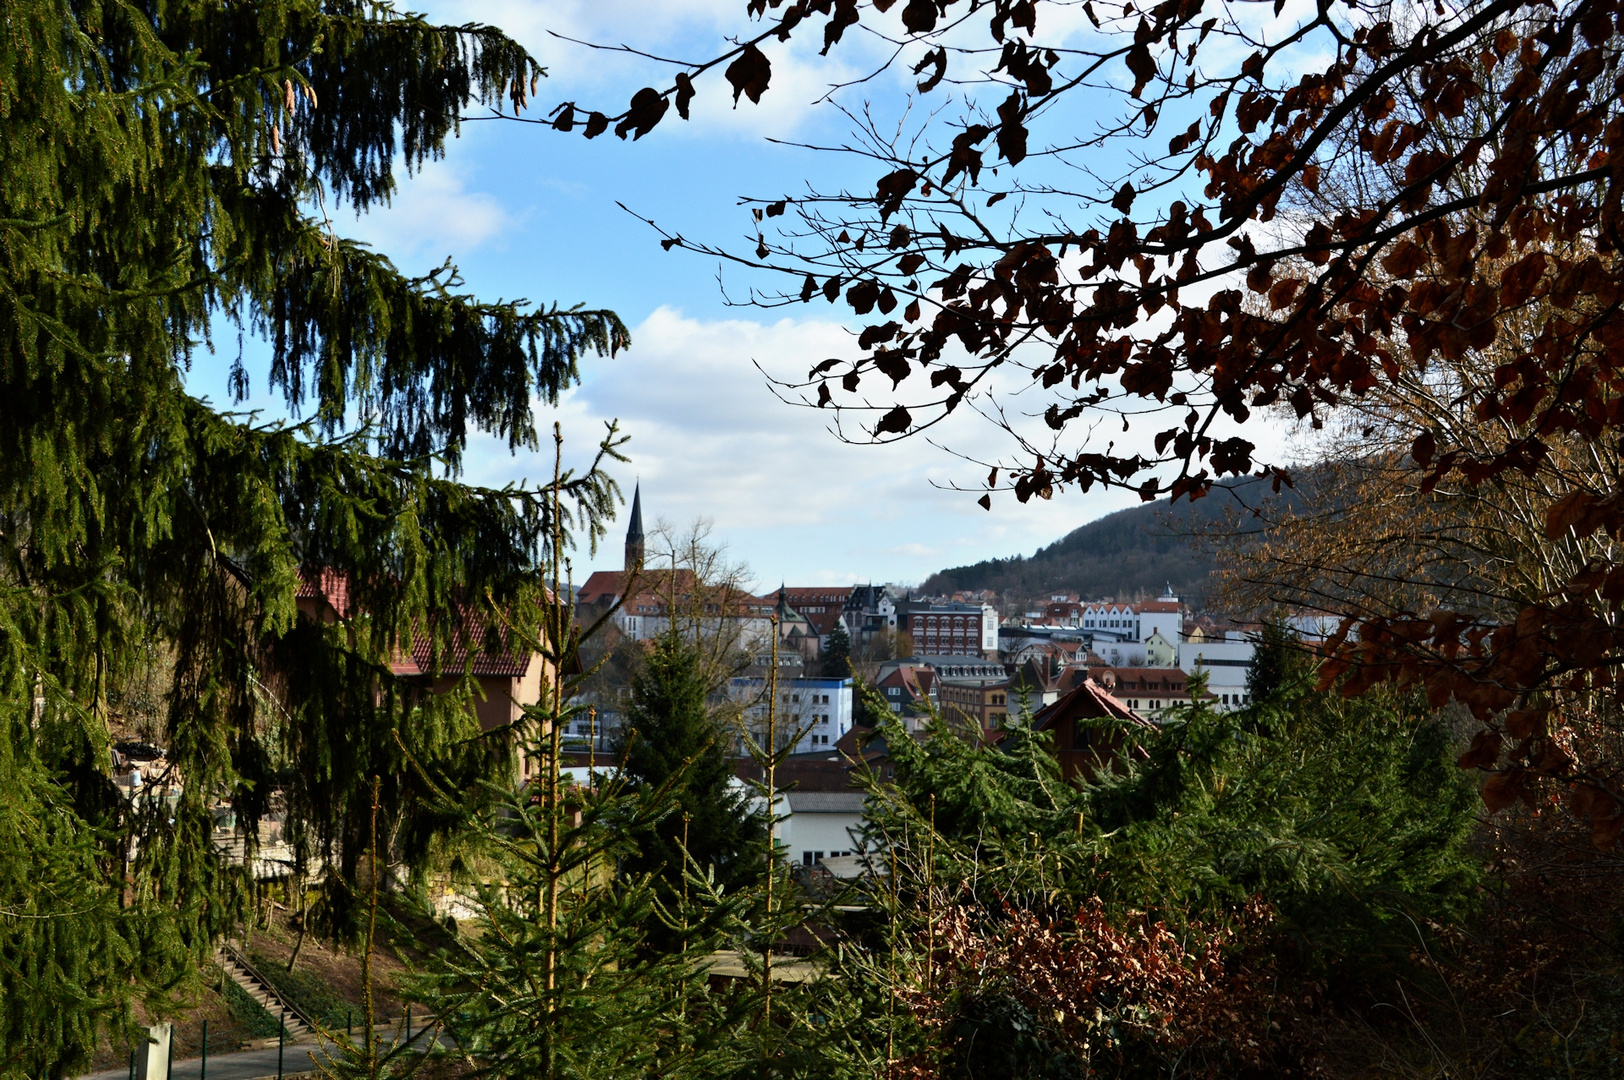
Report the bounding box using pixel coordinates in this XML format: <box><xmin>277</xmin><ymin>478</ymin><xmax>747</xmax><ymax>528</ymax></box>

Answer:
<box><xmin>839</xmin><ymin>673</ymin><xmax>1484</xmax><ymax>1076</ymax></box>
<box><xmin>1244</xmin><ymin>621</ymin><xmax>1310</xmax><ymax>707</ymax></box>
<box><xmin>388</xmin><ymin>448</ymin><xmax>764</xmax><ymax>1080</ymax></box>
<box><xmin>821</xmin><ymin>622</ymin><xmax>851</xmax><ymax>678</ymax></box>
<box><xmin>615</xmin><ymin>627</ymin><xmax>764</xmax><ymax>925</ymax></box>
<box><xmin>0</xmin><ymin>2</ymin><xmax>624</xmax><ymax>1071</ymax></box>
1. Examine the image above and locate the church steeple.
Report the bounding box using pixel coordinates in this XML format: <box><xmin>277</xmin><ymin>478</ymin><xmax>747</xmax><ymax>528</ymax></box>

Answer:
<box><xmin>624</xmin><ymin>482</ymin><xmax>645</xmax><ymax>572</ymax></box>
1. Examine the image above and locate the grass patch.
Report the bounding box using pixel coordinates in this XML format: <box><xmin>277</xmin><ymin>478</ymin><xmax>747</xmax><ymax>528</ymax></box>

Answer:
<box><xmin>248</xmin><ymin>949</ymin><xmax>355</xmax><ymax>1028</ymax></box>
<box><xmin>219</xmin><ymin>973</ymin><xmax>283</xmax><ymax>1039</ymax></box>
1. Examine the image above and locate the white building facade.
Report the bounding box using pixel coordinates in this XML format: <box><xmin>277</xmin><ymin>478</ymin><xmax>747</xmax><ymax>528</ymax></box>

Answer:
<box><xmin>1074</xmin><ymin>590</ymin><xmax>1183</xmax><ymax>646</ymax></box>
<box><xmin>727</xmin><ymin>676</ymin><xmax>854</xmax><ymax>754</ymax></box>
<box><xmin>1178</xmin><ymin>636</ymin><xmax>1257</xmax><ymax>710</ymax></box>
<box><xmin>780</xmin><ymin>790</ymin><xmax>866</xmax><ymax>867</ymax></box>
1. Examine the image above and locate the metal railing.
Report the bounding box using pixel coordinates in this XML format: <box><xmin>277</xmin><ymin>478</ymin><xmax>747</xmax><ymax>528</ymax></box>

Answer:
<box><xmin>217</xmin><ymin>942</ymin><xmax>322</xmax><ymax>1036</ymax></box>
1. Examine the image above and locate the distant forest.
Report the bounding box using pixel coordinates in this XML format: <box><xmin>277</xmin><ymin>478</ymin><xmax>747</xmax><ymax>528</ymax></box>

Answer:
<box><xmin>922</xmin><ymin>476</ymin><xmax>1304</xmax><ymax>609</ymax></box>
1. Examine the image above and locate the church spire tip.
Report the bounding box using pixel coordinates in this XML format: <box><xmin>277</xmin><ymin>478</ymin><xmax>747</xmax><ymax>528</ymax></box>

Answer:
<box><xmin>624</xmin><ymin>482</ymin><xmax>645</xmax><ymax>571</ymax></box>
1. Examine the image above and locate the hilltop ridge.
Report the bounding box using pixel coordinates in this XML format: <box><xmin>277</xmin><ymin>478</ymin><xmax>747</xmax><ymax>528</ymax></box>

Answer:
<box><xmin>921</xmin><ymin>476</ymin><xmax>1303</xmax><ymax>609</ymax></box>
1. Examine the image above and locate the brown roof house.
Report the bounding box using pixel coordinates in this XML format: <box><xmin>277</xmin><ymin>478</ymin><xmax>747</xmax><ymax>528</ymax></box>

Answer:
<box><xmin>1029</xmin><ymin>678</ymin><xmax>1157</xmax><ymax>779</ymax></box>
<box><xmin>874</xmin><ymin>664</ymin><xmax>938</xmax><ymax>730</ymax></box>
<box><xmin>296</xmin><ymin>569</ymin><xmax>552</xmax><ymax>771</ymax></box>
<box><xmin>1056</xmin><ymin>665</ymin><xmax>1209</xmax><ymax>722</ymax></box>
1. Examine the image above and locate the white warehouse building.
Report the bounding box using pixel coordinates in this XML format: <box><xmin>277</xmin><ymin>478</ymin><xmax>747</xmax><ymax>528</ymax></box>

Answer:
<box><xmin>1178</xmin><ymin>636</ymin><xmax>1257</xmax><ymax>710</ymax></box>
<box><xmin>780</xmin><ymin>789</ymin><xmax>867</xmax><ymax>867</ymax></box>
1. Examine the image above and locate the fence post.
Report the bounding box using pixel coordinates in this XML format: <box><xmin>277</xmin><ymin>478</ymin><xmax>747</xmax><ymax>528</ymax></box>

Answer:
<box><xmin>405</xmin><ymin>1005</ymin><xmax>411</xmax><ymax>1044</ymax></box>
<box><xmin>199</xmin><ymin>1019</ymin><xmax>207</xmax><ymax>1080</ymax></box>
<box><xmin>276</xmin><ymin>1012</ymin><xmax>284</xmax><ymax>1079</ymax></box>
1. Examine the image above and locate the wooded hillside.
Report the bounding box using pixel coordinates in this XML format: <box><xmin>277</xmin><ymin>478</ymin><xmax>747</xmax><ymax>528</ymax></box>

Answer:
<box><xmin>922</xmin><ymin>476</ymin><xmax>1305</xmax><ymax>608</ymax></box>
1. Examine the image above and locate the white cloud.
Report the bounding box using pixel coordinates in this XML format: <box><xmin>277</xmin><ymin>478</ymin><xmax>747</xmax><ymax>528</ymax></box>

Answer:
<box><xmin>353</xmin><ymin>6</ymin><xmax>1316</xmax><ymax>590</ymax></box>
<box><xmin>457</xmin><ymin>305</ymin><xmax>1294</xmax><ymax>588</ymax></box>
<box><xmin>417</xmin><ymin>0</ymin><xmax>872</xmax><ymax>142</ymax></box>
<box><xmin>337</xmin><ymin>158</ymin><xmax>515</xmax><ymax>267</ymax></box>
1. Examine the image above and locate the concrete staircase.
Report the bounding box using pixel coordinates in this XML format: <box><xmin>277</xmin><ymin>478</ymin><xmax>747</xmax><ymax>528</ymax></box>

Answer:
<box><xmin>216</xmin><ymin>945</ymin><xmax>316</xmax><ymax>1043</ymax></box>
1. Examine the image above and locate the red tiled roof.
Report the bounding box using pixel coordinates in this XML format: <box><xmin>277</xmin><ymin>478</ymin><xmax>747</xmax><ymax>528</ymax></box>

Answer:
<box><xmin>780</xmin><ymin>587</ymin><xmax>853</xmax><ymax>605</ymax></box>
<box><xmin>411</xmin><ymin>607</ymin><xmax>532</xmax><ymax>678</ymax></box>
<box><xmin>734</xmin><ymin>756</ymin><xmax>862</xmax><ymax>791</ymax></box>
<box><xmin>297</xmin><ymin>570</ymin><xmax>535</xmax><ymax>679</ymax></box>
<box><xmin>576</xmin><ymin>570</ymin><xmax>630</xmax><ymax>606</ymax></box>
<box><xmin>878</xmin><ymin>666</ymin><xmax>935</xmax><ymax>696</ymax></box>
<box><xmin>296</xmin><ymin>567</ymin><xmax>354</xmax><ymax>618</ymax></box>
<box><xmin>577</xmin><ymin>568</ymin><xmax>703</xmax><ymax>606</ymax></box>
<box><xmin>1134</xmin><ymin>600</ymin><xmax>1182</xmax><ymax>613</ymax></box>
<box><xmin>578</xmin><ymin>569</ymin><xmax>773</xmax><ymax>616</ymax></box>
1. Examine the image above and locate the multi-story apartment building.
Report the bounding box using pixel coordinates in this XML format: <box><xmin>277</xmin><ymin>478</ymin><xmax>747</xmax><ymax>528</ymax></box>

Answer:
<box><xmin>1072</xmin><ymin>591</ymin><xmax>1183</xmax><ymax>644</ymax></box>
<box><xmin>727</xmin><ymin>675</ymin><xmax>854</xmax><ymax>754</ymax></box>
<box><xmin>901</xmin><ymin>601</ymin><xmax>999</xmax><ymax>658</ymax></box>
<box><xmin>938</xmin><ymin>675</ymin><xmax>1013</xmax><ymax>731</ymax></box>
<box><xmin>1178</xmin><ymin>632</ymin><xmax>1257</xmax><ymax>710</ymax></box>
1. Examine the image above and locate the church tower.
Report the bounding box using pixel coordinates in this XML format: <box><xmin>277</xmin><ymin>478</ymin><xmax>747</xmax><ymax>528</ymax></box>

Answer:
<box><xmin>624</xmin><ymin>482</ymin><xmax>645</xmax><ymax>572</ymax></box>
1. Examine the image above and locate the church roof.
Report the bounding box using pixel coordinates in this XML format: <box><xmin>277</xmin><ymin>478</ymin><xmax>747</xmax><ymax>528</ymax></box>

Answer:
<box><xmin>775</xmin><ymin>585</ymin><xmax>816</xmax><ymax>630</ymax></box>
<box><xmin>577</xmin><ymin>568</ymin><xmax>775</xmax><ymax>617</ymax></box>
<box><xmin>626</xmin><ymin>482</ymin><xmax>644</xmax><ymax>543</ymax></box>
<box><xmin>778</xmin><ymin>587</ymin><xmax>850</xmax><ymax>635</ymax></box>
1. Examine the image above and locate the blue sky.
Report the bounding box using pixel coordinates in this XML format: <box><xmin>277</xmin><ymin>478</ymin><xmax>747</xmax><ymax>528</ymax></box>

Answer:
<box><xmin>191</xmin><ymin>0</ymin><xmax>1310</xmax><ymax>592</ymax></box>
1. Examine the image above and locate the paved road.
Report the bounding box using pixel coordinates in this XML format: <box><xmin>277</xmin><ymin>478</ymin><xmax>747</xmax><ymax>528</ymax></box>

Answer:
<box><xmin>84</xmin><ymin>1042</ymin><xmax>322</xmax><ymax>1080</ymax></box>
<box><xmin>81</xmin><ymin>1029</ymin><xmax>433</xmax><ymax>1080</ymax></box>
